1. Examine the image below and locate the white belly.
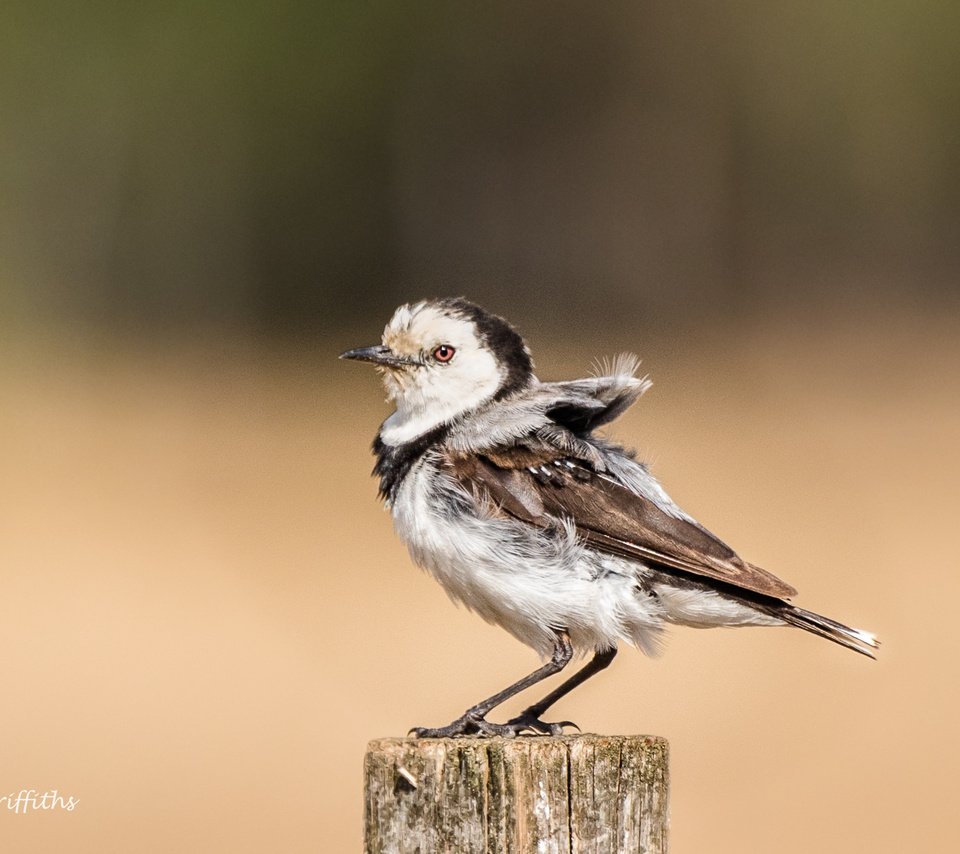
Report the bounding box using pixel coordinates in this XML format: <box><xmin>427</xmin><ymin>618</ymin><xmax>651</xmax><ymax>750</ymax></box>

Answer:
<box><xmin>389</xmin><ymin>457</ymin><xmax>667</xmax><ymax>657</ymax></box>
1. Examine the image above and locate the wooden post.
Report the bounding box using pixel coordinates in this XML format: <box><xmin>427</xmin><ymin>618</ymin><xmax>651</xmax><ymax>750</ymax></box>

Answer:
<box><xmin>364</xmin><ymin>735</ymin><xmax>669</xmax><ymax>853</ymax></box>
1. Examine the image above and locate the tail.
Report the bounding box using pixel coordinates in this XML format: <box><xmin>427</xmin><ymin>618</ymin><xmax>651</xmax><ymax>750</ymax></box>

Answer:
<box><xmin>779</xmin><ymin>605</ymin><xmax>880</xmax><ymax>659</ymax></box>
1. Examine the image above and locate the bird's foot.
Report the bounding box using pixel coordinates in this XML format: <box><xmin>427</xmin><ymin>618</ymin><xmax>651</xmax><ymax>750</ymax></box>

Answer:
<box><xmin>410</xmin><ymin>710</ymin><xmax>579</xmax><ymax>739</ymax></box>
<box><xmin>503</xmin><ymin>711</ymin><xmax>580</xmax><ymax>737</ymax></box>
<box><xmin>408</xmin><ymin>711</ymin><xmax>491</xmax><ymax>739</ymax></box>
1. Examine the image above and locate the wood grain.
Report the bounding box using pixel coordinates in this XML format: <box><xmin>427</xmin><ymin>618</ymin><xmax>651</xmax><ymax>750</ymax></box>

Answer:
<box><xmin>364</xmin><ymin>735</ymin><xmax>669</xmax><ymax>853</ymax></box>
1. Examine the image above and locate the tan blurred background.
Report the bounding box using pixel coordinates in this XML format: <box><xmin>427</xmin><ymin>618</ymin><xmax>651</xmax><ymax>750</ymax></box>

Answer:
<box><xmin>2</xmin><ymin>2</ymin><xmax>959</xmax><ymax>852</ymax></box>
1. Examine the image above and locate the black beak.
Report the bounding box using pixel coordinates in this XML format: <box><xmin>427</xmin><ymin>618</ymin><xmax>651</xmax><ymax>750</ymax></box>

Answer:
<box><xmin>339</xmin><ymin>344</ymin><xmax>413</xmax><ymax>368</ymax></box>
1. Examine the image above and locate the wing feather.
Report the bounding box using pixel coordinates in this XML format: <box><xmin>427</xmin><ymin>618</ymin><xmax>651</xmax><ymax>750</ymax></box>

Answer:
<box><xmin>446</xmin><ymin>451</ymin><xmax>797</xmax><ymax>600</ymax></box>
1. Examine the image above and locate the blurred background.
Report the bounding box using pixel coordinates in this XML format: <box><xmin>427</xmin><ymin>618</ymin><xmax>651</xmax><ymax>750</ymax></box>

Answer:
<box><xmin>1</xmin><ymin>1</ymin><xmax>958</xmax><ymax>851</ymax></box>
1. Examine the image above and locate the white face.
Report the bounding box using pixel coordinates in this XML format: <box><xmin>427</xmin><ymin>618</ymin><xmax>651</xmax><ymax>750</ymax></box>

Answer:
<box><xmin>377</xmin><ymin>302</ymin><xmax>505</xmax><ymax>445</ymax></box>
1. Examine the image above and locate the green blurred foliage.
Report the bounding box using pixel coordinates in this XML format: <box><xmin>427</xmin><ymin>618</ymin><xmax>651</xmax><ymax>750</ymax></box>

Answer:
<box><xmin>1</xmin><ymin>1</ymin><xmax>957</xmax><ymax>333</ymax></box>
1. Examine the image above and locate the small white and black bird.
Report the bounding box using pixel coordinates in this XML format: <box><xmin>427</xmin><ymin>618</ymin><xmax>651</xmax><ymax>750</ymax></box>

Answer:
<box><xmin>341</xmin><ymin>297</ymin><xmax>878</xmax><ymax>737</ymax></box>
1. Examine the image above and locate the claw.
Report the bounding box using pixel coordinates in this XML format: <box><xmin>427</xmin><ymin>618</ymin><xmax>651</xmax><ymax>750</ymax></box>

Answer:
<box><xmin>409</xmin><ymin>717</ymin><xmax>477</xmax><ymax>738</ymax></box>
<box><xmin>410</xmin><ymin>711</ymin><xmax>577</xmax><ymax>739</ymax></box>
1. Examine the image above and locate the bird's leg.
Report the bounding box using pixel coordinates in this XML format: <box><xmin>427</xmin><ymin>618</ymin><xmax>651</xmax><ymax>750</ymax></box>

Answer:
<box><xmin>410</xmin><ymin>631</ymin><xmax>574</xmax><ymax>738</ymax></box>
<box><xmin>504</xmin><ymin>647</ymin><xmax>618</xmax><ymax>735</ymax></box>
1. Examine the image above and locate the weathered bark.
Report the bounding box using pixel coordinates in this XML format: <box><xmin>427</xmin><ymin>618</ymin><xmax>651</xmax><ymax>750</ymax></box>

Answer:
<box><xmin>364</xmin><ymin>735</ymin><xmax>669</xmax><ymax>853</ymax></box>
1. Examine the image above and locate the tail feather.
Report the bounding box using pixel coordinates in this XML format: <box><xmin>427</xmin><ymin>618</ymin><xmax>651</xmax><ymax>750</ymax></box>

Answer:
<box><xmin>780</xmin><ymin>605</ymin><xmax>880</xmax><ymax>659</ymax></box>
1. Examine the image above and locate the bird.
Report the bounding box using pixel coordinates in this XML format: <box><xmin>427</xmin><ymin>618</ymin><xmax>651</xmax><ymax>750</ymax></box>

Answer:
<box><xmin>340</xmin><ymin>297</ymin><xmax>878</xmax><ymax>738</ymax></box>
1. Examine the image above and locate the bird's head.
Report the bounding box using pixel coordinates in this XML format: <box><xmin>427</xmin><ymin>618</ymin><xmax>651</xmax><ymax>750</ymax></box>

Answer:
<box><xmin>340</xmin><ymin>298</ymin><xmax>534</xmax><ymax>445</ymax></box>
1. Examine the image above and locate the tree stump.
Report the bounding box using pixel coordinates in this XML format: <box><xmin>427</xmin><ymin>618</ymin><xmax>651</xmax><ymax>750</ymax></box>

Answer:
<box><xmin>364</xmin><ymin>735</ymin><xmax>669</xmax><ymax>853</ymax></box>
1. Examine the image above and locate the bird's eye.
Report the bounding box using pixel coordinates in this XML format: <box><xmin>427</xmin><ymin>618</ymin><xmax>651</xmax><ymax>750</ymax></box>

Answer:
<box><xmin>432</xmin><ymin>344</ymin><xmax>456</xmax><ymax>363</ymax></box>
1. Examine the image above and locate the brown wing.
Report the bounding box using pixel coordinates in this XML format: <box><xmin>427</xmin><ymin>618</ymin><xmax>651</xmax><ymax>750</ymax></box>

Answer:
<box><xmin>445</xmin><ymin>451</ymin><xmax>797</xmax><ymax>600</ymax></box>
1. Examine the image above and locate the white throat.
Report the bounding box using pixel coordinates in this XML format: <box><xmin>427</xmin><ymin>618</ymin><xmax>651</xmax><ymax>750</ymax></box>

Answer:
<box><xmin>379</xmin><ymin>355</ymin><xmax>503</xmax><ymax>446</ymax></box>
